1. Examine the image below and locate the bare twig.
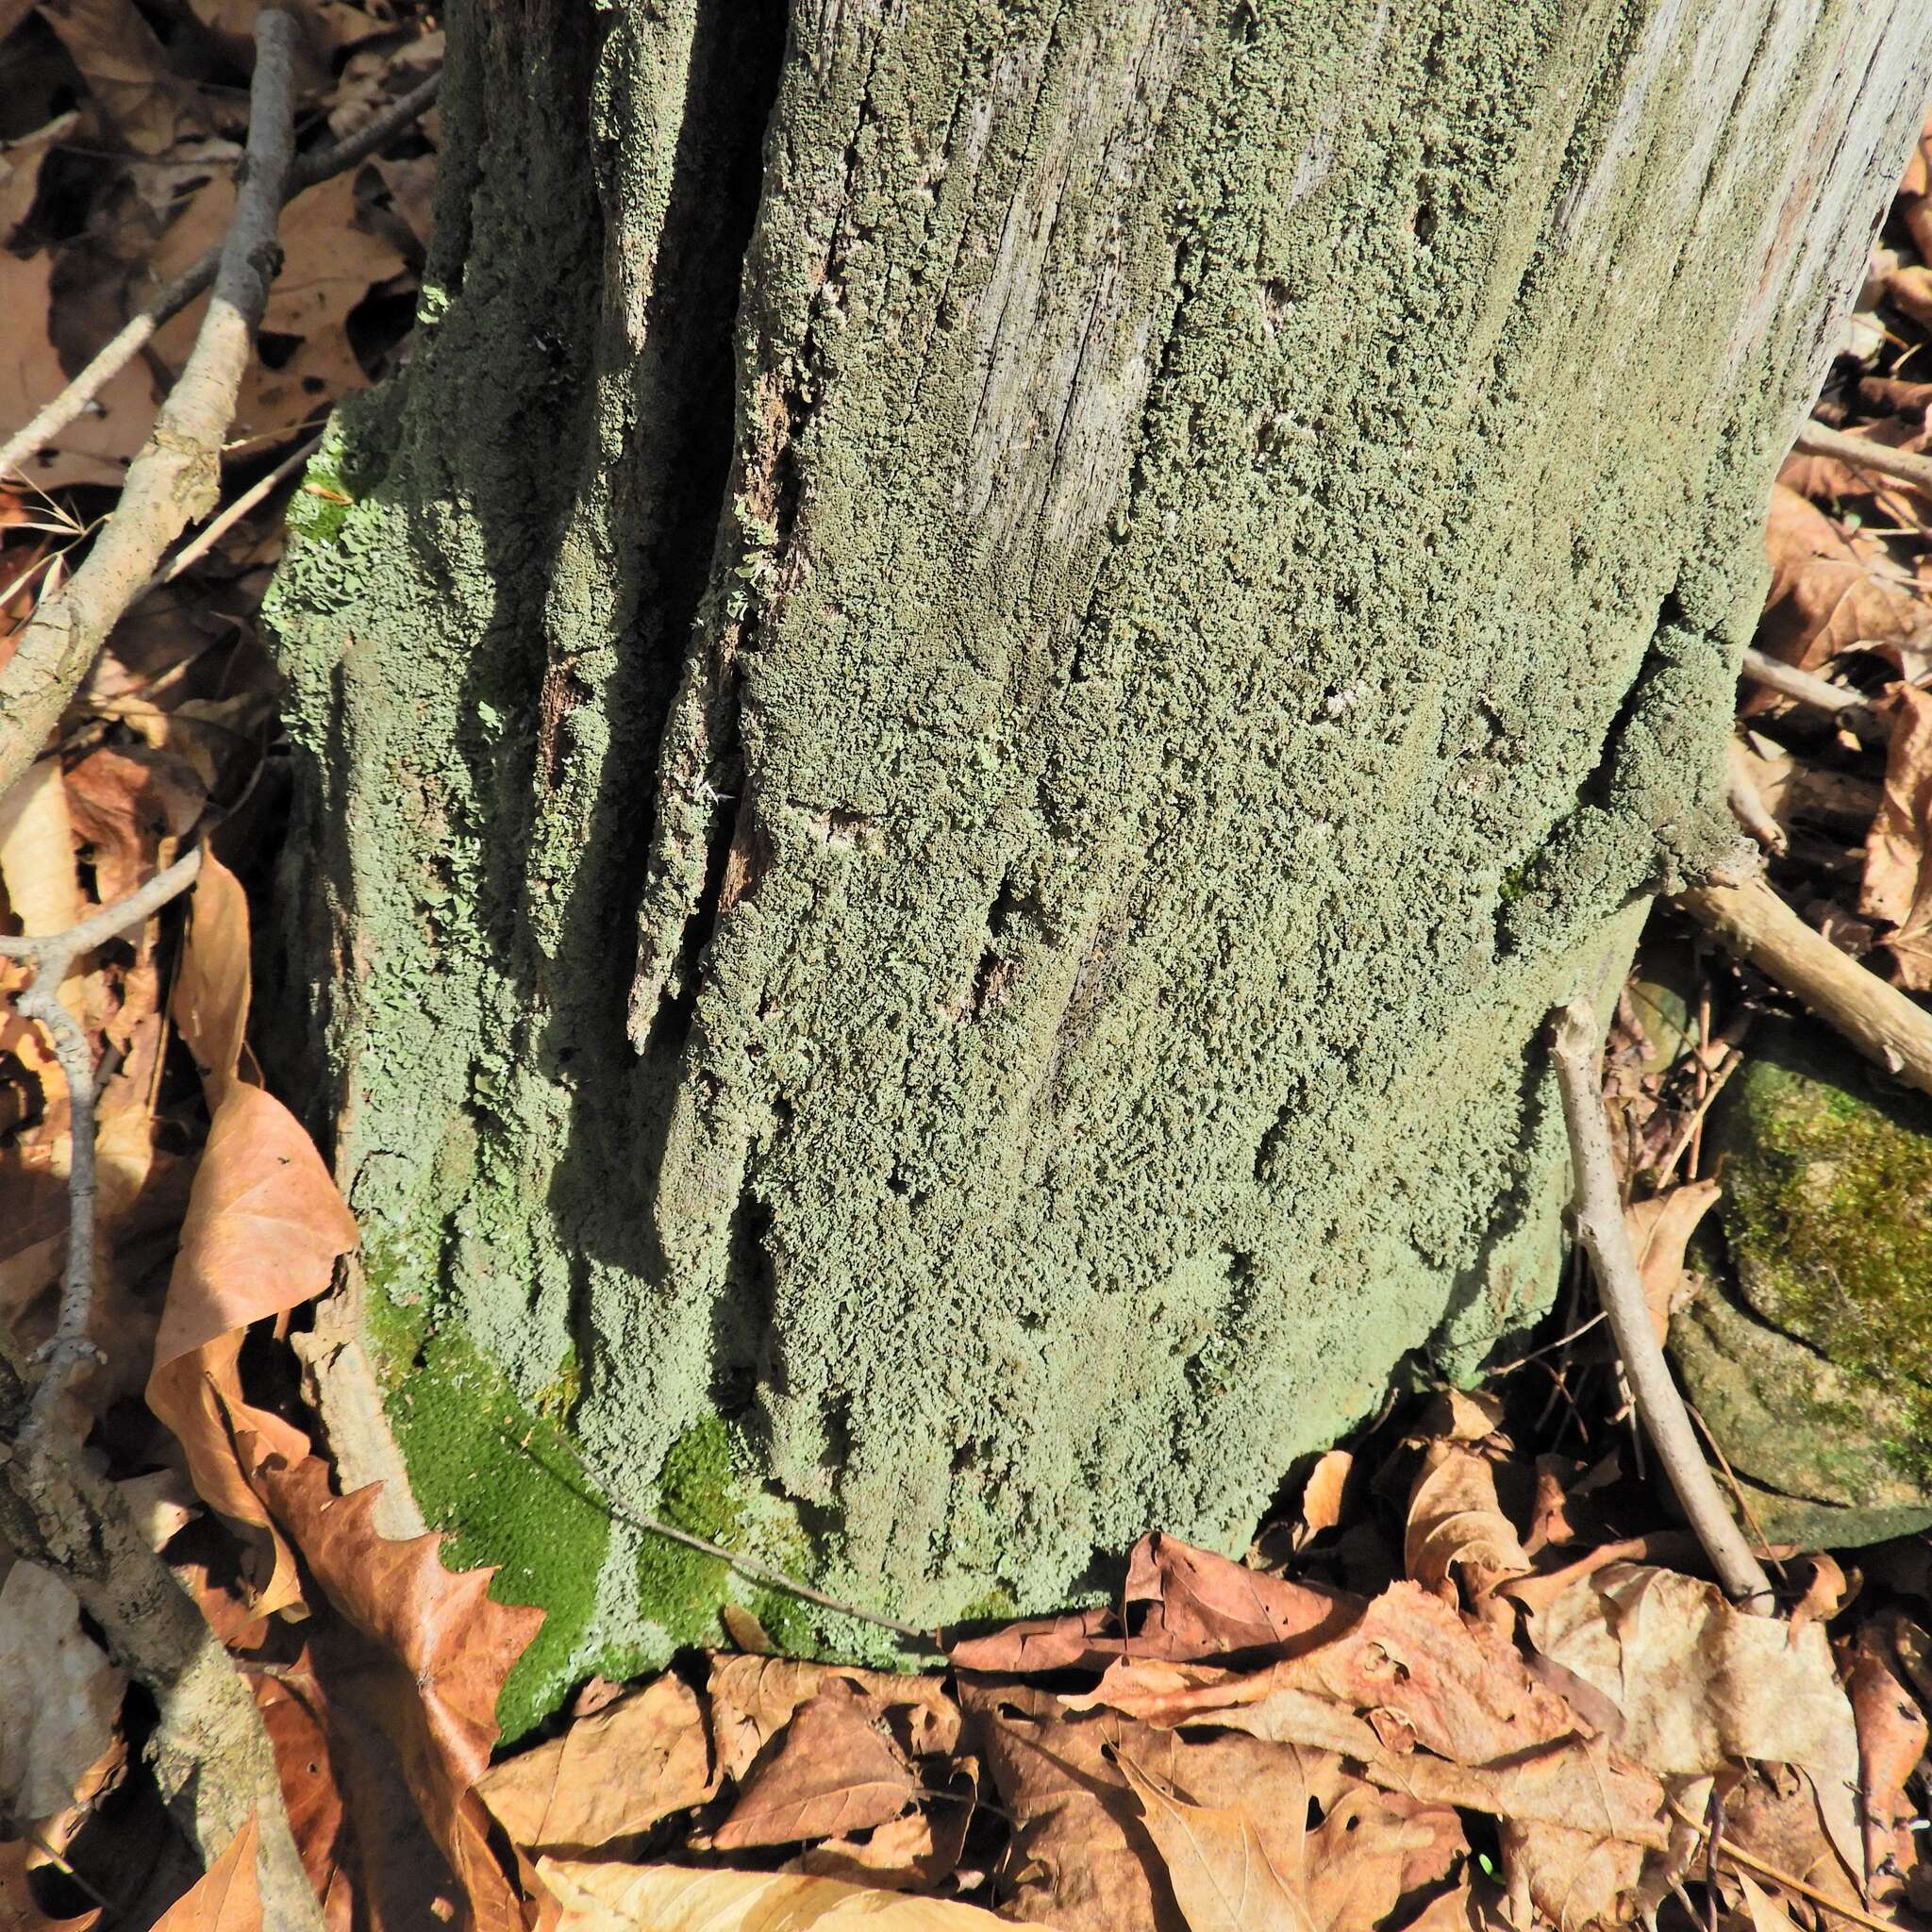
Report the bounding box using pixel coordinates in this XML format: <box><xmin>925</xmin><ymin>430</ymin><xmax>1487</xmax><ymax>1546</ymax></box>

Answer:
<box><xmin>0</xmin><ymin>1358</ymin><xmax>325</xmax><ymax>1930</ymax></box>
<box><xmin>1792</xmin><ymin>420</ymin><xmax>1932</xmax><ymax>498</ymax></box>
<box><xmin>1725</xmin><ymin>739</ymin><xmax>1787</xmax><ymax>854</ymax></box>
<box><xmin>0</xmin><ymin>68</ymin><xmax>441</xmax><ymax>488</ymax></box>
<box><xmin>1548</xmin><ymin>999</ymin><xmax>1775</xmax><ymax>1611</ymax></box>
<box><xmin>630</xmin><ymin>1509</ymin><xmax>938</xmax><ymax>1647</ymax></box>
<box><xmin>0</xmin><ymin>844</ymin><xmax>205</xmax><ymax>1423</ymax></box>
<box><xmin>1738</xmin><ymin>649</ymin><xmax>1887</xmax><ymax>743</ymax></box>
<box><xmin>1674</xmin><ymin>875</ymin><xmax>1932</xmax><ymax>1099</ymax></box>
<box><xmin>0</xmin><ymin>11</ymin><xmax>304</xmax><ymax>799</ymax></box>
<box><xmin>1668</xmin><ymin>1797</ymin><xmax>1893</xmax><ymax>1932</ymax></box>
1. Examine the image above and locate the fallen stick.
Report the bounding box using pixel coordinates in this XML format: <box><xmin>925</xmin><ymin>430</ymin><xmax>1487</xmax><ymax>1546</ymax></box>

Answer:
<box><xmin>1548</xmin><ymin>999</ymin><xmax>1775</xmax><ymax>1612</ymax></box>
<box><xmin>1674</xmin><ymin>874</ymin><xmax>1932</xmax><ymax>1099</ymax></box>
<box><xmin>0</xmin><ymin>844</ymin><xmax>204</xmax><ymax>1421</ymax></box>
<box><xmin>0</xmin><ymin>10</ymin><xmax>303</xmax><ymax>800</ymax></box>
<box><xmin>0</xmin><ymin>1357</ymin><xmax>325</xmax><ymax>1932</ymax></box>
<box><xmin>1738</xmin><ymin>647</ymin><xmax>1885</xmax><ymax>743</ymax></box>
<box><xmin>1724</xmin><ymin>739</ymin><xmax>1786</xmax><ymax>854</ymax></box>
<box><xmin>1792</xmin><ymin>420</ymin><xmax>1932</xmax><ymax>498</ymax></box>
<box><xmin>0</xmin><ymin>68</ymin><xmax>441</xmax><ymax>487</ymax></box>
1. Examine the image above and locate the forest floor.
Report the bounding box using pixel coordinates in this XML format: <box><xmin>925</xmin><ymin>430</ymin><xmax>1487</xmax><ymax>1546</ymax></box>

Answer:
<box><xmin>4</xmin><ymin>9</ymin><xmax>1932</xmax><ymax>1931</ymax></box>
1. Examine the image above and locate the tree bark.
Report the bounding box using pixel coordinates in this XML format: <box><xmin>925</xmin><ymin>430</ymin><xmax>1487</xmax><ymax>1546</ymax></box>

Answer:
<box><xmin>266</xmin><ymin>0</ymin><xmax>1932</xmax><ymax>1725</ymax></box>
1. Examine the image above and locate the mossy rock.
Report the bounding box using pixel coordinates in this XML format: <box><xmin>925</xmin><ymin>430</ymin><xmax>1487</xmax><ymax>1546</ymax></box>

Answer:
<box><xmin>1667</xmin><ymin>1019</ymin><xmax>1932</xmax><ymax>1547</ymax></box>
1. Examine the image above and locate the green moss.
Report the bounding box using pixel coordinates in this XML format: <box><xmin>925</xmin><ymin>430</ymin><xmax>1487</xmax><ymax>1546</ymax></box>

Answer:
<box><xmin>360</xmin><ymin>1286</ymin><xmax>635</xmax><ymax>1740</ymax></box>
<box><xmin>1713</xmin><ymin>1021</ymin><xmax>1932</xmax><ymax>1470</ymax></box>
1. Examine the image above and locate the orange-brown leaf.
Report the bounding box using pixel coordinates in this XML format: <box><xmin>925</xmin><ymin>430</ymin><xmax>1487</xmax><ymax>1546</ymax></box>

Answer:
<box><xmin>478</xmin><ymin>1671</ymin><xmax>716</xmax><ymax>1855</ymax></box>
<box><xmin>1759</xmin><ymin>483</ymin><xmax>1924</xmax><ymax>672</ymax></box>
<box><xmin>1861</xmin><ymin>681</ymin><xmax>1932</xmax><ymax>986</ymax></box>
<box><xmin>150</xmin><ymin>1815</ymin><xmax>261</xmax><ymax>1932</ymax></box>
<box><xmin>712</xmin><ymin>1679</ymin><xmax>918</xmax><ymax>1851</ymax></box>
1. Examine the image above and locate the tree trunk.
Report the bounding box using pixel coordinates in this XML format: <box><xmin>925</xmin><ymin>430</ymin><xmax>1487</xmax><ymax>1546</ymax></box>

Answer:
<box><xmin>266</xmin><ymin>0</ymin><xmax>1932</xmax><ymax>1727</ymax></box>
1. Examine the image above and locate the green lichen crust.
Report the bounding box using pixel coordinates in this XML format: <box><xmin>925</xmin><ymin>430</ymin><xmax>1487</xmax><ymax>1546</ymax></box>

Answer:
<box><xmin>266</xmin><ymin>0</ymin><xmax>1932</xmax><ymax>1721</ymax></box>
<box><xmin>1668</xmin><ymin>1019</ymin><xmax>1932</xmax><ymax>1546</ymax></box>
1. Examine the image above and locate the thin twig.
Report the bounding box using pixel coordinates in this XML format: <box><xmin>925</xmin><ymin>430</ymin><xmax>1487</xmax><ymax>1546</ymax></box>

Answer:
<box><xmin>0</xmin><ymin>1357</ymin><xmax>325</xmax><ymax>1931</ymax></box>
<box><xmin>1739</xmin><ymin>650</ymin><xmax>1886</xmax><ymax>743</ymax></box>
<box><xmin>0</xmin><ymin>12</ymin><xmax>304</xmax><ymax>799</ymax></box>
<box><xmin>1792</xmin><ymin>420</ymin><xmax>1932</xmax><ymax>498</ymax></box>
<box><xmin>1548</xmin><ymin>998</ymin><xmax>1775</xmax><ymax>1611</ymax></box>
<box><xmin>0</xmin><ymin>68</ymin><xmax>441</xmax><ymax>488</ymax></box>
<box><xmin>1726</xmin><ymin>740</ymin><xmax>1787</xmax><ymax>855</ymax></box>
<box><xmin>1</xmin><ymin>845</ymin><xmax>205</xmax><ymax>1423</ymax></box>
<box><xmin>1675</xmin><ymin>875</ymin><xmax>1932</xmax><ymax>1099</ymax></box>
<box><xmin>1667</xmin><ymin>1798</ymin><xmax>1890</xmax><ymax>1932</ymax></box>
<box><xmin>631</xmin><ymin>1509</ymin><xmax>938</xmax><ymax>1647</ymax></box>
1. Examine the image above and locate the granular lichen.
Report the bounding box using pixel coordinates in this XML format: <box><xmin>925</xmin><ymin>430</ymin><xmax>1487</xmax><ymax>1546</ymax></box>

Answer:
<box><xmin>265</xmin><ymin>0</ymin><xmax>1932</xmax><ymax>1725</ymax></box>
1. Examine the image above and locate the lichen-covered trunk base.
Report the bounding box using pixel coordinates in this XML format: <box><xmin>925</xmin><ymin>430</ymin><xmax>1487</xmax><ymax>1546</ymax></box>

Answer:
<box><xmin>266</xmin><ymin>0</ymin><xmax>1932</xmax><ymax>1729</ymax></box>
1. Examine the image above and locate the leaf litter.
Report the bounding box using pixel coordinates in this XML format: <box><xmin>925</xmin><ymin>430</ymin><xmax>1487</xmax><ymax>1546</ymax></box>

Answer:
<box><xmin>0</xmin><ymin>18</ymin><xmax>1931</xmax><ymax>1932</ymax></box>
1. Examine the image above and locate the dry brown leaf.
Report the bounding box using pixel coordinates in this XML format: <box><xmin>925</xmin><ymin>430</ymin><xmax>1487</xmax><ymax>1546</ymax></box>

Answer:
<box><xmin>1291</xmin><ymin>1451</ymin><xmax>1353</xmax><ymax>1554</ymax></box>
<box><xmin>0</xmin><ymin>1561</ymin><xmax>126</xmax><ymax>1824</ymax></box>
<box><xmin>539</xmin><ymin>1858</ymin><xmax>1023</xmax><ymax>1930</ymax></box>
<box><xmin>949</xmin><ymin>1533</ymin><xmax>1350</xmax><ymax>1674</ymax></box>
<box><xmin>0</xmin><ymin>251</ymin><xmax>153</xmax><ymax>490</ymax></box>
<box><xmin>962</xmin><ymin>1679</ymin><xmax>1180</xmax><ymax>1932</ymax></box>
<box><xmin>1117</xmin><ymin>1755</ymin><xmax>1313</xmax><ymax>1932</ymax></box>
<box><xmin>1786</xmin><ymin>1553</ymin><xmax>1848</xmax><ymax>1640</ymax></box>
<box><xmin>169</xmin><ymin>848</ymin><xmax>251</xmax><ymax>1101</ymax></box>
<box><xmin>145</xmin><ymin>1081</ymin><xmax>358</xmax><ymax>1607</ymax></box>
<box><xmin>796</xmin><ymin>1766</ymin><xmax>976</xmax><ymax>1893</ymax></box>
<box><xmin>1066</xmin><ymin>1656</ymin><xmax>1383</xmax><ymax>1760</ymax></box>
<box><xmin>1736</xmin><ymin>1870</ymin><xmax>1805</xmax><ymax>1932</ymax></box>
<box><xmin>0</xmin><ymin>112</ymin><xmax>76</xmax><ymax>243</ymax></box>
<box><xmin>34</xmin><ymin>0</ymin><xmax>204</xmax><ymax>156</ymax></box>
<box><xmin>1404</xmin><ymin>1402</ymin><xmax>1529</xmax><ymax>1609</ymax></box>
<box><xmin>1844</xmin><ymin>1628</ymin><xmax>1927</xmax><ymax>1899</ymax></box>
<box><xmin>479</xmin><ymin>1670</ymin><xmax>715</xmax><ymax>1856</ymax></box>
<box><xmin>1624</xmin><ymin>1180</ymin><xmax>1721</xmax><ymax>1344</ymax></box>
<box><xmin>713</xmin><ymin>1679</ymin><xmax>919</xmax><ymax>1851</ymax></box>
<box><xmin>149</xmin><ymin>169</ymin><xmax>408</xmax><ymax>440</ymax></box>
<box><xmin>1860</xmin><ymin>681</ymin><xmax>1932</xmax><ymax>985</ymax></box>
<box><xmin>707</xmin><ymin>1656</ymin><xmax>958</xmax><ymax>1784</ymax></box>
<box><xmin>246</xmin><ymin>1451</ymin><xmax>544</xmax><ymax>1932</ymax></box>
<box><xmin>1528</xmin><ymin>1563</ymin><xmax>1859</xmax><ymax>1877</ymax></box>
<box><xmin>149</xmin><ymin>1814</ymin><xmax>260</xmax><ymax>1931</ymax></box>
<box><xmin>1758</xmin><ymin>483</ymin><xmax>1924</xmax><ymax>672</ymax></box>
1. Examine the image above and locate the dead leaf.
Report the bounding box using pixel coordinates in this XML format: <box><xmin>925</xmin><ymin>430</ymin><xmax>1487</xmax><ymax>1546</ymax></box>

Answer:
<box><xmin>1527</xmin><ymin>1563</ymin><xmax>1859</xmax><ymax>1878</ymax></box>
<box><xmin>1785</xmin><ymin>1554</ymin><xmax>1847</xmax><ymax>1640</ymax></box>
<box><xmin>149</xmin><ymin>1813</ymin><xmax>260</xmax><ymax>1931</ymax></box>
<box><xmin>1404</xmin><ymin>1396</ymin><xmax>1529</xmax><ymax>1609</ymax></box>
<box><xmin>168</xmin><ymin>847</ymin><xmax>251</xmax><ymax>1101</ymax></box>
<box><xmin>539</xmin><ymin>1858</ymin><xmax>1024</xmax><ymax>1930</ymax></box>
<box><xmin>33</xmin><ymin>0</ymin><xmax>204</xmax><ymax>157</ymax></box>
<box><xmin>1295</xmin><ymin>1451</ymin><xmax>1352</xmax><ymax>1550</ymax></box>
<box><xmin>0</xmin><ymin>251</ymin><xmax>152</xmax><ymax>489</ymax></box>
<box><xmin>1624</xmin><ymin>1180</ymin><xmax>1721</xmax><ymax>1343</ymax></box>
<box><xmin>707</xmin><ymin>1657</ymin><xmax>958</xmax><ymax>1784</ymax></box>
<box><xmin>962</xmin><ymin>1679</ymin><xmax>1180</xmax><ymax>1932</ymax></box>
<box><xmin>0</xmin><ymin>1561</ymin><xmax>126</xmax><ymax>1824</ymax></box>
<box><xmin>1736</xmin><ymin>1870</ymin><xmax>1805</xmax><ymax>1932</ymax></box>
<box><xmin>1843</xmin><ymin>1628</ymin><xmax>1926</xmax><ymax>1899</ymax></box>
<box><xmin>797</xmin><ymin>1764</ymin><xmax>976</xmax><ymax>1892</ymax></box>
<box><xmin>713</xmin><ymin>1679</ymin><xmax>919</xmax><ymax>1851</ymax></box>
<box><xmin>1118</xmin><ymin>1754</ymin><xmax>1313</xmax><ymax>1932</ymax></box>
<box><xmin>1860</xmin><ymin>681</ymin><xmax>1932</xmax><ymax>986</ymax></box>
<box><xmin>1758</xmin><ymin>483</ymin><xmax>1924</xmax><ymax>673</ymax></box>
<box><xmin>949</xmin><ymin>1533</ymin><xmax>1351</xmax><ymax>1674</ymax></box>
<box><xmin>245</xmin><ymin>1450</ymin><xmax>544</xmax><ymax>1932</ymax></box>
<box><xmin>478</xmin><ymin>1671</ymin><xmax>716</xmax><ymax>1854</ymax></box>
<box><xmin>1065</xmin><ymin>1657</ymin><xmax>1383</xmax><ymax>1760</ymax></box>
